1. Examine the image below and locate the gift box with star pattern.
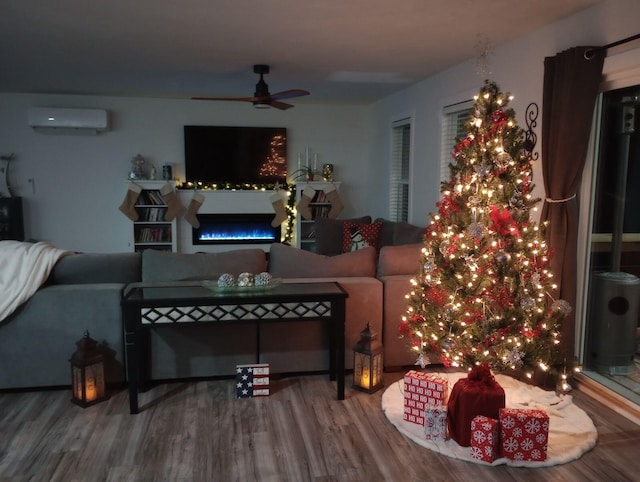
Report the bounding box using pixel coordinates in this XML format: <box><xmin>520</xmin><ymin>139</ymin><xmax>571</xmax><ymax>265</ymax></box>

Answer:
<box><xmin>236</xmin><ymin>364</ymin><xmax>270</xmax><ymax>398</ymax></box>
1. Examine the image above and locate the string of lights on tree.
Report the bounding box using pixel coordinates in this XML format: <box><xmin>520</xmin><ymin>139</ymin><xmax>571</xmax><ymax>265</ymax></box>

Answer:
<box><xmin>399</xmin><ymin>80</ymin><xmax>572</xmax><ymax>382</ymax></box>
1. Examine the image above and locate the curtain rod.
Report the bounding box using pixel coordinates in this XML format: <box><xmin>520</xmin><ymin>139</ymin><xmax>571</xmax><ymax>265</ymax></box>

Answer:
<box><xmin>584</xmin><ymin>33</ymin><xmax>640</xmax><ymax>59</ymax></box>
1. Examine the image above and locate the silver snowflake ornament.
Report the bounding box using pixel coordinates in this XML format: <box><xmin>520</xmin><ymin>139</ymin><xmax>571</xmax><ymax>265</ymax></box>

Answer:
<box><xmin>506</xmin><ymin>348</ymin><xmax>524</xmax><ymax>366</ymax></box>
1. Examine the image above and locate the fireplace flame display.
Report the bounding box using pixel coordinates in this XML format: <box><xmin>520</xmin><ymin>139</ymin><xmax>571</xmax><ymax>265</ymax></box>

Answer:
<box><xmin>193</xmin><ymin>214</ymin><xmax>280</xmax><ymax>245</ymax></box>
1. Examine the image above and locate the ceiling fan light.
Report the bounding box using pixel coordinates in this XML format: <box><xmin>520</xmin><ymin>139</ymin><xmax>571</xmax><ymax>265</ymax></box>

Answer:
<box><xmin>253</xmin><ymin>102</ymin><xmax>270</xmax><ymax>109</ymax></box>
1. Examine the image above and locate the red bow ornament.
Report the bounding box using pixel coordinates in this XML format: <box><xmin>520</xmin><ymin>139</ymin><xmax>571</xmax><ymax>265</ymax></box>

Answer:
<box><xmin>489</xmin><ymin>205</ymin><xmax>520</xmax><ymax>237</ymax></box>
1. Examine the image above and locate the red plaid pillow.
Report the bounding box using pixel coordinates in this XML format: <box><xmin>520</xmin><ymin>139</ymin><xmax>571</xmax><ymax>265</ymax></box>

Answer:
<box><xmin>342</xmin><ymin>222</ymin><xmax>382</xmax><ymax>253</ymax></box>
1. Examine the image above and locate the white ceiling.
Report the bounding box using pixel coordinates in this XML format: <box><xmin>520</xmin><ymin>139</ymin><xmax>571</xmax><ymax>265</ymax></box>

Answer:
<box><xmin>0</xmin><ymin>0</ymin><xmax>601</xmax><ymax>105</ymax></box>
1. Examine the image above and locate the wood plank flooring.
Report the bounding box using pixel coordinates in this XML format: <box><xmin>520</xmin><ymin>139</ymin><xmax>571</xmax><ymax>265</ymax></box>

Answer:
<box><xmin>1</xmin><ymin>372</ymin><xmax>639</xmax><ymax>482</ymax></box>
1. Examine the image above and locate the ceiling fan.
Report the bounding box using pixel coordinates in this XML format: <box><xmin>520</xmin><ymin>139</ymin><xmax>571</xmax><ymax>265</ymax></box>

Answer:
<box><xmin>193</xmin><ymin>64</ymin><xmax>310</xmax><ymax>110</ymax></box>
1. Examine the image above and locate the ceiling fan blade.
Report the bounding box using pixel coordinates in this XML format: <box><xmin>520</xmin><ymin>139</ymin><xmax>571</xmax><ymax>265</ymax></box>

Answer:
<box><xmin>267</xmin><ymin>100</ymin><xmax>295</xmax><ymax>110</ymax></box>
<box><xmin>269</xmin><ymin>89</ymin><xmax>310</xmax><ymax>101</ymax></box>
<box><xmin>191</xmin><ymin>96</ymin><xmax>256</xmax><ymax>102</ymax></box>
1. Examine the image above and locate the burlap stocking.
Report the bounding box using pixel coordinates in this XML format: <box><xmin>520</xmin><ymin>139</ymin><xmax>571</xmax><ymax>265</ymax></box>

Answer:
<box><xmin>324</xmin><ymin>185</ymin><xmax>344</xmax><ymax>219</ymax></box>
<box><xmin>160</xmin><ymin>182</ymin><xmax>184</xmax><ymax>221</ymax></box>
<box><xmin>296</xmin><ymin>188</ymin><xmax>316</xmax><ymax>220</ymax></box>
<box><xmin>185</xmin><ymin>191</ymin><xmax>205</xmax><ymax>228</ymax></box>
<box><xmin>119</xmin><ymin>183</ymin><xmax>142</xmax><ymax>221</ymax></box>
<box><xmin>270</xmin><ymin>191</ymin><xmax>288</xmax><ymax>227</ymax></box>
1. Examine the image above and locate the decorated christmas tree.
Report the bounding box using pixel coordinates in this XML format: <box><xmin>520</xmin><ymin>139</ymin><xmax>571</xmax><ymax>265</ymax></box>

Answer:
<box><xmin>399</xmin><ymin>80</ymin><xmax>572</xmax><ymax>381</ymax></box>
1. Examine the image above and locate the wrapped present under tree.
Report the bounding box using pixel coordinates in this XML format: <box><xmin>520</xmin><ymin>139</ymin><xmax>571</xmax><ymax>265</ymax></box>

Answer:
<box><xmin>403</xmin><ymin>370</ymin><xmax>448</xmax><ymax>426</ymax></box>
<box><xmin>470</xmin><ymin>415</ymin><xmax>500</xmax><ymax>463</ymax></box>
<box><xmin>447</xmin><ymin>364</ymin><xmax>505</xmax><ymax>446</ymax></box>
<box><xmin>499</xmin><ymin>407</ymin><xmax>549</xmax><ymax>461</ymax></box>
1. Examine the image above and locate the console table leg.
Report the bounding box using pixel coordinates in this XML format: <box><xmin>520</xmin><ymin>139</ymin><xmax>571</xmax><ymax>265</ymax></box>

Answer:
<box><xmin>336</xmin><ymin>299</ymin><xmax>346</xmax><ymax>400</ymax></box>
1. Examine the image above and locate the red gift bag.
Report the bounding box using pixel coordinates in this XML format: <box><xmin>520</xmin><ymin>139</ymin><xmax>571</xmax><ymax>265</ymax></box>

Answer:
<box><xmin>447</xmin><ymin>364</ymin><xmax>505</xmax><ymax>447</ymax></box>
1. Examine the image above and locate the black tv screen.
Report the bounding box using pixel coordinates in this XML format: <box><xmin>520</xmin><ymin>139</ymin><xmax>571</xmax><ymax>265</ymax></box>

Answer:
<box><xmin>184</xmin><ymin>126</ymin><xmax>287</xmax><ymax>185</ymax></box>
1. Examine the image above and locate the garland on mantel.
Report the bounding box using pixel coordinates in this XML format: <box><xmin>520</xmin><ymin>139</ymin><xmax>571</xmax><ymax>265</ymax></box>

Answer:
<box><xmin>177</xmin><ymin>181</ymin><xmax>297</xmax><ymax>245</ymax></box>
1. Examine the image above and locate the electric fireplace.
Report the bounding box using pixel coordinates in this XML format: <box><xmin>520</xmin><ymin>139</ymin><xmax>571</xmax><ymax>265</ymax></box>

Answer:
<box><xmin>193</xmin><ymin>213</ymin><xmax>280</xmax><ymax>245</ymax></box>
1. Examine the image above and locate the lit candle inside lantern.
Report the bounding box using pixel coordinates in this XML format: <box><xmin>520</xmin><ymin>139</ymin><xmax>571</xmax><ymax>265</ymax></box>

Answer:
<box><xmin>361</xmin><ymin>365</ymin><xmax>370</xmax><ymax>387</ymax></box>
<box><xmin>85</xmin><ymin>377</ymin><xmax>97</xmax><ymax>401</ymax></box>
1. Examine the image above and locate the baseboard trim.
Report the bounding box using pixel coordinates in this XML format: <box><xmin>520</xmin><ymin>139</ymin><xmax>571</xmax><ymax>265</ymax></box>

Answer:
<box><xmin>574</xmin><ymin>372</ymin><xmax>640</xmax><ymax>427</ymax></box>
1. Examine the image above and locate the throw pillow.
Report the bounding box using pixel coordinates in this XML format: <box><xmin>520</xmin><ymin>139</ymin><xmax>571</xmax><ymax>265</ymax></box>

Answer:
<box><xmin>393</xmin><ymin>221</ymin><xmax>426</xmax><ymax>245</ymax></box>
<box><xmin>341</xmin><ymin>221</ymin><xmax>382</xmax><ymax>253</ymax></box>
<box><xmin>315</xmin><ymin>216</ymin><xmax>372</xmax><ymax>256</ymax></box>
<box><xmin>268</xmin><ymin>243</ymin><xmax>377</xmax><ymax>278</ymax></box>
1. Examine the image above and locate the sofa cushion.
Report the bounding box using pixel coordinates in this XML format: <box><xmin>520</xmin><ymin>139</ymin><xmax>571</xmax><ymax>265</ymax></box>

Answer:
<box><xmin>341</xmin><ymin>221</ymin><xmax>382</xmax><ymax>253</ymax></box>
<box><xmin>268</xmin><ymin>243</ymin><xmax>377</xmax><ymax>278</ymax></box>
<box><xmin>377</xmin><ymin>243</ymin><xmax>423</xmax><ymax>277</ymax></box>
<box><xmin>393</xmin><ymin>222</ymin><xmax>426</xmax><ymax>245</ymax></box>
<box><xmin>142</xmin><ymin>248</ymin><xmax>267</xmax><ymax>282</ymax></box>
<box><xmin>315</xmin><ymin>216</ymin><xmax>372</xmax><ymax>256</ymax></box>
<box><xmin>374</xmin><ymin>217</ymin><xmax>426</xmax><ymax>246</ymax></box>
<box><xmin>50</xmin><ymin>252</ymin><xmax>142</xmax><ymax>284</ymax></box>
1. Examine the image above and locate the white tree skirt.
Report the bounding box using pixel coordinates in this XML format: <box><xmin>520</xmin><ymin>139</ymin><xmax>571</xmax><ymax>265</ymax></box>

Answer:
<box><xmin>381</xmin><ymin>372</ymin><xmax>597</xmax><ymax>467</ymax></box>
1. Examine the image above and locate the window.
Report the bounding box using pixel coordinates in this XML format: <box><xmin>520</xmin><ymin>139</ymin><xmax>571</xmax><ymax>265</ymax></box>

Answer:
<box><xmin>390</xmin><ymin>118</ymin><xmax>411</xmax><ymax>222</ymax></box>
<box><xmin>441</xmin><ymin>100</ymin><xmax>474</xmax><ymax>182</ymax></box>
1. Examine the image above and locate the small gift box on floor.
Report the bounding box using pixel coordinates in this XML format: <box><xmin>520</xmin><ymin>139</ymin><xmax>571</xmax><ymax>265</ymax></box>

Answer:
<box><xmin>424</xmin><ymin>404</ymin><xmax>448</xmax><ymax>441</ymax></box>
<box><xmin>403</xmin><ymin>370</ymin><xmax>448</xmax><ymax>426</ymax></box>
<box><xmin>447</xmin><ymin>364</ymin><xmax>505</xmax><ymax>447</ymax></box>
<box><xmin>499</xmin><ymin>408</ymin><xmax>549</xmax><ymax>461</ymax></box>
<box><xmin>236</xmin><ymin>364</ymin><xmax>270</xmax><ymax>398</ymax></box>
<box><xmin>469</xmin><ymin>415</ymin><xmax>500</xmax><ymax>463</ymax></box>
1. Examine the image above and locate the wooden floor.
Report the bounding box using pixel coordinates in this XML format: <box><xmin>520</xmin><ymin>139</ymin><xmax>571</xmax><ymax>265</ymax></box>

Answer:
<box><xmin>1</xmin><ymin>372</ymin><xmax>639</xmax><ymax>482</ymax></box>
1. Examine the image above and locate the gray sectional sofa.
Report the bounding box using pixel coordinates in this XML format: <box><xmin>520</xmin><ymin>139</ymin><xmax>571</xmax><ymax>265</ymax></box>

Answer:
<box><xmin>0</xmin><ymin>218</ymin><xmax>425</xmax><ymax>390</ymax></box>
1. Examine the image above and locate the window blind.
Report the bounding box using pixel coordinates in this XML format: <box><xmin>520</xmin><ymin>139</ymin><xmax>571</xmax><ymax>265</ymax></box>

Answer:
<box><xmin>440</xmin><ymin>100</ymin><xmax>474</xmax><ymax>182</ymax></box>
<box><xmin>390</xmin><ymin>118</ymin><xmax>411</xmax><ymax>222</ymax></box>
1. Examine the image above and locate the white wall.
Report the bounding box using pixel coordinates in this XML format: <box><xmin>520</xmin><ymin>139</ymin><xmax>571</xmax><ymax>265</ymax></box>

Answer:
<box><xmin>0</xmin><ymin>95</ymin><xmax>370</xmax><ymax>252</ymax></box>
<box><xmin>366</xmin><ymin>0</ymin><xmax>640</xmax><ymax>227</ymax></box>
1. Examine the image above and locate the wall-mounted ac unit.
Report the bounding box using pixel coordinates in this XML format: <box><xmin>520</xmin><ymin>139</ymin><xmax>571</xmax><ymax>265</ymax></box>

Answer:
<box><xmin>27</xmin><ymin>107</ymin><xmax>110</xmax><ymax>134</ymax></box>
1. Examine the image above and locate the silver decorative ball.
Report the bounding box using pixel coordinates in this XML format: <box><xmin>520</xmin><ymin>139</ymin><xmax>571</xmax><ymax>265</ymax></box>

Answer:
<box><xmin>552</xmin><ymin>299</ymin><xmax>572</xmax><ymax>316</ymax></box>
<box><xmin>520</xmin><ymin>296</ymin><xmax>536</xmax><ymax>311</ymax></box>
<box><xmin>495</xmin><ymin>250</ymin><xmax>511</xmax><ymax>264</ymax></box>
<box><xmin>467</xmin><ymin>222</ymin><xmax>485</xmax><ymax>240</ymax></box>
<box><xmin>237</xmin><ymin>272</ymin><xmax>254</xmax><ymax>287</ymax></box>
<box><xmin>254</xmin><ymin>272</ymin><xmax>273</xmax><ymax>286</ymax></box>
<box><xmin>217</xmin><ymin>273</ymin><xmax>235</xmax><ymax>287</ymax></box>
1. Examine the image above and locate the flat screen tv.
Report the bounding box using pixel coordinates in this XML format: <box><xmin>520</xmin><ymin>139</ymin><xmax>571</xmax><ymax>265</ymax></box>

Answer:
<box><xmin>184</xmin><ymin>125</ymin><xmax>287</xmax><ymax>186</ymax></box>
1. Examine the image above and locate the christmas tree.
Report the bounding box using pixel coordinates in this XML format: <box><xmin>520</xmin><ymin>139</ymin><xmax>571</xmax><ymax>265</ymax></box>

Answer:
<box><xmin>399</xmin><ymin>80</ymin><xmax>572</xmax><ymax>381</ymax></box>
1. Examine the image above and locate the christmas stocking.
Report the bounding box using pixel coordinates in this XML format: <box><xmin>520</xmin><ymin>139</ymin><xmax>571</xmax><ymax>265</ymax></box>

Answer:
<box><xmin>270</xmin><ymin>191</ymin><xmax>288</xmax><ymax>227</ymax></box>
<box><xmin>185</xmin><ymin>191</ymin><xmax>205</xmax><ymax>228</ymax></box>
<box><xmin>119</xmin><ymin>183</ymin><xmax>142</xmax><ymax>221</ymax></box>
<box><xmin>296</xmin><ymin>188</ymin><xmax>316</xmax><ymax>220</ymax></box>
<box><xmin>160</xmin><ymin>182</ymin><xmax>184</xmax><ymax>221</ymax></box>
<box><xmin>324</xmin><ymin>185</ymin><xmax>344</xmax><ymax>219</ymax></box>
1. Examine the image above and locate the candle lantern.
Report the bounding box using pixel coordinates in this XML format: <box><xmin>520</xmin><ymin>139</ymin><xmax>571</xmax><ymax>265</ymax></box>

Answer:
<box><xmin>352</xmin><ymin>323</ymin><xmax>384</xmax><ymax>393</ymax></box>
<box><xmin>69</xmin><ymin>331</ymin><xmax>108</xmax><ymax>407</ymax></box>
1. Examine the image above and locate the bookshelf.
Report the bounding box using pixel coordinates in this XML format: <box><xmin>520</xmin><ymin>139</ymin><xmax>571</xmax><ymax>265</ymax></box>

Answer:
<box><xmin>295</xmin><ymin>181</ymin><xmax>341</xmax><ymax>252</ymax></box>
<box><xmin>130</xmin><ymin>181</ymin><xmax>177</xmax><ymax>252</ymax></box>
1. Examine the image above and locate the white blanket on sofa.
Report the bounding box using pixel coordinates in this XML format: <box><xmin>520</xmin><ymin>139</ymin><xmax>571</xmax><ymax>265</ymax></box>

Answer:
<box><xmin>0</xmin><ymin>241</ymin><xmax>71</xmax><ymax>321</ymax></box>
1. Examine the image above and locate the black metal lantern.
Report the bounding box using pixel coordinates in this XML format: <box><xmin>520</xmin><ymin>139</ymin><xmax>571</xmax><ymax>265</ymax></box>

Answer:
<box><xmin>69</xmin><ymin>331</ymin><xmax>108</xmax><ymax>407</ymax></box>
<box><xmin>352</xmin><ymin>323</ymin><xmax>383</xmax><ymax>393</ymax></box>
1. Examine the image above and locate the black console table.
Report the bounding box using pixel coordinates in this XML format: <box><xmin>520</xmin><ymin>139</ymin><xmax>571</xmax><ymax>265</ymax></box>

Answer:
<box><xmin>122</xmin><ymin>281</ymin><xmax>348</xmax><ymax>413</ymax></box>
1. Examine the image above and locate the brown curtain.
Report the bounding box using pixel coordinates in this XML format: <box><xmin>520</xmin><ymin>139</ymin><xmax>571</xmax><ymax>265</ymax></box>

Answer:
<box><xmin>541</xmin><ymin>47</ymin><xmax>605</xmax><ymax>361</ymax></box>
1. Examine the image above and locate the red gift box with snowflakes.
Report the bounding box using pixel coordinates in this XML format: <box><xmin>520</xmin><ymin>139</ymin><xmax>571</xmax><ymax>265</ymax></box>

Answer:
<box><xmin>499</xmin><ymin>408</ymin><xmax>549</xmax><ymax>461</ymax></box>
<box><xmin>403</xmin><ymin>370</ymin><xmax>448</xmax><ymax>426</ymax></box>
<box><xmin>424</xmin><ymin>404</ymin><xmax>448</xmax><ymax>441</ymax></box>
<box><xmin>469</xmin><ymin>415</ymin><xmax>500</xmax><ymax>463</ymax></box>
